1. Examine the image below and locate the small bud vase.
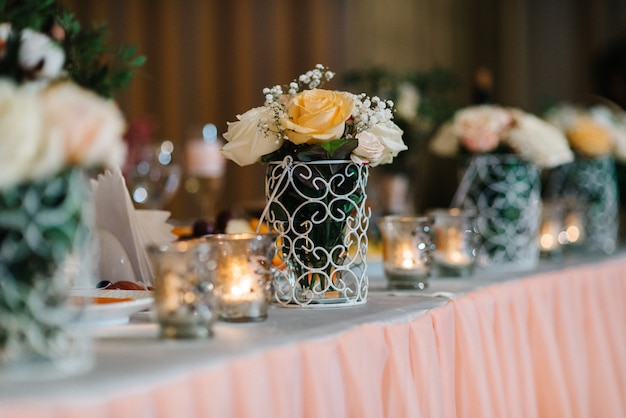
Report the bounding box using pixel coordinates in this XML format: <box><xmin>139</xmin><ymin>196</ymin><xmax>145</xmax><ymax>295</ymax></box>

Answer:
<box><xmin>263</xmin><ymin>157</ymin><xmax>370</xmax><ymax>307</ymax></box>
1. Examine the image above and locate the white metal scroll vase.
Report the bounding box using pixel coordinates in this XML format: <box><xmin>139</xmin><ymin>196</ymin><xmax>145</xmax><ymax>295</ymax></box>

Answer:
<box><xmin>261</xmin><ymin>157</ymin><xmax>370</xmax><ymax>307</ymax></box>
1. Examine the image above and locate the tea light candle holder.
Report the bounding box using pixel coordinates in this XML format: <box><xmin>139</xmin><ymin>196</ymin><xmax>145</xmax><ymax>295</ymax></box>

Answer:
<box><xmin>148</xmin><ymin>240</ymin><xmax>217</xmax><ymax>339</ymax></box>
<box><xmin>377</xmin><ymin>216</ymin><xmax>433</xmax><ymax>290</ymax></box>
<box><xmin>205</xmin><ymin>233</ymin><xmax>276</xmax><ymax>322</ymax></box>
<box><xmin>429</xmin><ymin>208</ymin><xmax>478</xmax><ymax>277</ymax></box>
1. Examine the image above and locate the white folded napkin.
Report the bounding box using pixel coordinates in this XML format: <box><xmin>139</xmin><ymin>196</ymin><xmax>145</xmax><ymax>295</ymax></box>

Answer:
<box><xmin>91</xmin><ymin>169</ymin><xmax>175</xmax><ymax>285</ymax></box>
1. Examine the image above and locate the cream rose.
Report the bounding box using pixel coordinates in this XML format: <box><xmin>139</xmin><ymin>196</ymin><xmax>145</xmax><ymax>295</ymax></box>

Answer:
<box><xmin>352</xmin><ymin>121</ymin><xmax>406</xmax><ymax>167</ymax></box>
<box><xmin>0</xmin><ymin>81</ymin><xmax>64</xmax><ymax>189</ymax></box>
<box><xmin>352</xmin><ymin>130</ymin><xmax>385</xmax><ymax>166</ymax></box>
<box><xmin>280</xmin><ymin>89</ymin><xmax>353</xmax><ymax>144</ymax></box>
<box><xmin>222</xmin><ymin>106</ymin><xmax>283</xmax><ymax>166</ymax></box>
<box><xmin>42</xmin><ymin>82</ymin><xmax>127</xmax><ymax>170</ymax></box>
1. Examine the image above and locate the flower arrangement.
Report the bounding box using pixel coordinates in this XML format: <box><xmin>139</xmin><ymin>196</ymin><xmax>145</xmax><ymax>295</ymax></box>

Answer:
<box><xmin>0</xmin><ymin>0</ymin><xmax>145</xmax><ymax>97</ymax></box>
<box><xmin>0</xmin><ymin>1</ymin><xmax>137</xmax><ymax>189</ymax></box>
<box><xmin>0</xmin><ymin>1</ymin><xmax>140</xmax><ymax>374</ymax></box>
<box><xmin>544</xmin><ymin>103</ymin><xmax>626</xmax><ymax>161</ymax></box>
<box><xmin>222</xmin><ymin>65</ymin><xmax>407</xmax><ymax>304</ymax></box>
<box><xmin>0</xmin><ymin>80</ymin><xmax>126</xmax><ymax>190</ymax></box>
<box><xmin>430</xmin><ymin>104</ymin><xmax>574</xmax><ymax>169</ymax></box>
<box><xmin>221</xmin><ymin>64</ymin><xmax>408</xmax><ymax>166</ymax></box>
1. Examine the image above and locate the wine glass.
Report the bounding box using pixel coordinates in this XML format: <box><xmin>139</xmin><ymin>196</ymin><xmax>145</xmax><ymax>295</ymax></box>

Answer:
<box><xmin>125</xmin><ymin>140</ymin><xmax>181</xmax><ymax>209</ymax></box>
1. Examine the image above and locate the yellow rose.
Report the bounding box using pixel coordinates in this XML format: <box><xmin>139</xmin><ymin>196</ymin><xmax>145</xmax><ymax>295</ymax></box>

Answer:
<box><xmin>567</xmin><ymin>117</ymin><xmax>613</xmax><ymax>157</ymax></box>
<box><xmin>280</xmin><ymin>89</ymin><xmax>353</xmax><ymax>144</ymax></box>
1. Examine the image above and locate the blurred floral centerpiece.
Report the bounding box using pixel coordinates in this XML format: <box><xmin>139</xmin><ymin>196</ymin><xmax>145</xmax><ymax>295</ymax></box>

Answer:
<box><xmin>221</xmin><ymin>64</ymin><xmax>407</xmax><ymax>306</ymax></box>
<box><xmin>545</xmin><ymin>102</ymin><xmax>626</xmax><ymax>160</ymax></box>
<box><xmin>430</xmin><ymin>104</ymin><xmax>573</xmax><ymax>271</ymax></box>
<box><xmin>0</xmin><ymin>0</ymin><xmax>141</xmax><ymax>378</ymax></box>
<box><xmin>544</xmin><ymin>102</ymin><xmax>625</xmax><ymax>254</ymax></box>
<box><xmin>431</xmin><ymin>104</ymin><xmax>574</xmax><ymax>168</ymax></box>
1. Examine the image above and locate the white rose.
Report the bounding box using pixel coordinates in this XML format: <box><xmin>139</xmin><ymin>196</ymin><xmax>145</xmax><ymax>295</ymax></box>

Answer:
<box><xmin>42</xmin><ymin>82</ymin><xmax>127</xmax><ymax>170</ymax></box>
<box><xmin>19</xmin><ymin>29</ymin><xmax>65</xmax><ymax>80</ymax></box>
<box><xmin>506</xmin><ymin>110</ymin><xmax>573</xmax><ymax>168</ymax></box>
<box><xmin>222</xmin><ymin>106</ymin><xmax>283</xmax><ymax>166</ymax></box>
<box><xmin>352</xmin><ymin>130</ymin><xmax>385</xmax><ymax>166</ymax></box>
<box><xmin>352</xmin><ymin>121</ymin><xmax>406</xmax><ymax>167</ymax></box>
<box><xmin>0</xmin><ymin>81</ymin><xmax>64</xmax><ymax>189</ymax></box>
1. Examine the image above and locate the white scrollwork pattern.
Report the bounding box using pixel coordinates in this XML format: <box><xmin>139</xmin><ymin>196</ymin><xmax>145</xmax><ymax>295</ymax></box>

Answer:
<box><xmin>261</xmin><ymin>157</ymin><xmax>369</xmax><ymax>307</ymax></box>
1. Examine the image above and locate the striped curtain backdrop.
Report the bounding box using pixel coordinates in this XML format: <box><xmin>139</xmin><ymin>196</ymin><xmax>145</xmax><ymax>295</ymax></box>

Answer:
<box><xmin>61</xmin><ymin>0</ymin><xmax>625</xmax><ymax>217</ymax></box>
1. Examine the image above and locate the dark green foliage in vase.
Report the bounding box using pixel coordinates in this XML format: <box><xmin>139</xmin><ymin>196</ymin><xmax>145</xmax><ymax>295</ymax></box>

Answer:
<box><xmin>266</xmin><ymin>160</ymin><xmax>368</xmax><ymax>291</ymax></box>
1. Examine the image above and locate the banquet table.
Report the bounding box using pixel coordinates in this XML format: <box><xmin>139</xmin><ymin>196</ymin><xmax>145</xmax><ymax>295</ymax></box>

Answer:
<box><xmin>0</xmin><ymin>250</ymin><xmax>625</xmax><ymax>418</ymax></box>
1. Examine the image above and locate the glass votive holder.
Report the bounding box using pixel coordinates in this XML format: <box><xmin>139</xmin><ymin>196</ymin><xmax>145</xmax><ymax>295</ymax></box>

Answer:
<box><xmin>539</xmin><ymin>200</ymin><xmax>566</xmax><ymax>258</ymax></box>
<box><xmin>429</xmin><ymin>208</ymin><xmax>478</xmax><ymax>277</ymax></box>
<box><xmin>376</xmin><ymin>216</ymin><xmax>433</xmax><ymax>290</ymax></box>
<box><xmin>148</xmin><ymin>240</ymin><xmax>217</xmax><ymax>339</ymax></box>
<box><xmin>204</xmin><ymin>233</ymin><xmax>276</xmax><ymax>322</ymax></box>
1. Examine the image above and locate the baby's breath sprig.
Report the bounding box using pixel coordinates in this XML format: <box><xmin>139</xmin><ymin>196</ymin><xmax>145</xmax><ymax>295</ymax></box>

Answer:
<box><xmin>350</xmin><ymin>93</ymin><xmax>395</xmax><ymax>136</ymax></box>
<box><xmin>264</xmin><ymin>64</ymin><xmax>334</xmax><ymax>105</ymax></box>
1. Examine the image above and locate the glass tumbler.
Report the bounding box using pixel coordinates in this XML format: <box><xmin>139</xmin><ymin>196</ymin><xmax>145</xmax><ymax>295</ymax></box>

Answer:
<box><xmin>376</xmin><ymin>216</ymin><xmax>433</xmax><ymax>290</ymax></box>
<box><xmin>148</xmin><ymin>240</ymin><xmax>217</xmax><ymax>339</ymax></box>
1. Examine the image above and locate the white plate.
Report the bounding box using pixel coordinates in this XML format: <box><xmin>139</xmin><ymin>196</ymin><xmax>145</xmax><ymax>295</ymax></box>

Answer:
<box><xmin>70</xmin><ymin>289</ymin><xmax>154</xmax><ymax>326</ymax></box>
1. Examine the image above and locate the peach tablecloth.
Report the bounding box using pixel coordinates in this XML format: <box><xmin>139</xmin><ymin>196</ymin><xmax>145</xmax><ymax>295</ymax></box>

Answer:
<box><xmin>1</xmin><ymin>255</ymin><xmax>625</xmax><ymax>417</ymax></box>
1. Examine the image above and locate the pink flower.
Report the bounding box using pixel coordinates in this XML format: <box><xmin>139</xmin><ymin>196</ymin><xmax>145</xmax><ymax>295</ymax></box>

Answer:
<box><xmin>453</xmin><ymin>106</ymin><xmax>512</xmax><ymax>153</ymax></box>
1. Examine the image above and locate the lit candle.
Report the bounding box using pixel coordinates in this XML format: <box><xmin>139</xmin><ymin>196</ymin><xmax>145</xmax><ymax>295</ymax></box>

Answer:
<box><xmin>564</xmin><ymin>212</ymin><xmax>584</xmax><ymax>245</ymax></box>
<box><xmin>216</xmin><ymin>257</ymin><xmax>269</xmax><ymax>322</ymax></box>
<box><xmin>539</xmin><ymin>220</ymin><xmax>560</xmax><ymax>252</ymax></box>
<box><xmin>538</xmin><ymin>201</ymin><xmax>565</xmax><ymax>257</ymax></box>
<box><xmin>400</xmin><ymin>246</ymin><xmax>418</xmax><ymax>269</ymax></box>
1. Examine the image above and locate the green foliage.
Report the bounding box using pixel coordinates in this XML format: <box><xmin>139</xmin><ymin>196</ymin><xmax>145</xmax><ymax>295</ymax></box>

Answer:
<box><xmin>0</xmin><ymin>0</ymin><xmax>58</xmax><ymax>31</ymax></box>
<box><xmin>261</xmin><ymin>138</ymin><xmax>358</xmax><ymax>163</ymax></box>
<box><xmin>0</xmin><ymin>0</ymin><xmax>145</xmax><ymax>97</ymax></box>
<box><xmin>267</xmin><ymin>162</ymin><xmax>365</xmax><ymax>290</ymax></box>
<box><xmin>343</xmin><ymin>66</ymin><xmax>461</xmax><ymax>173</ymax></box>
